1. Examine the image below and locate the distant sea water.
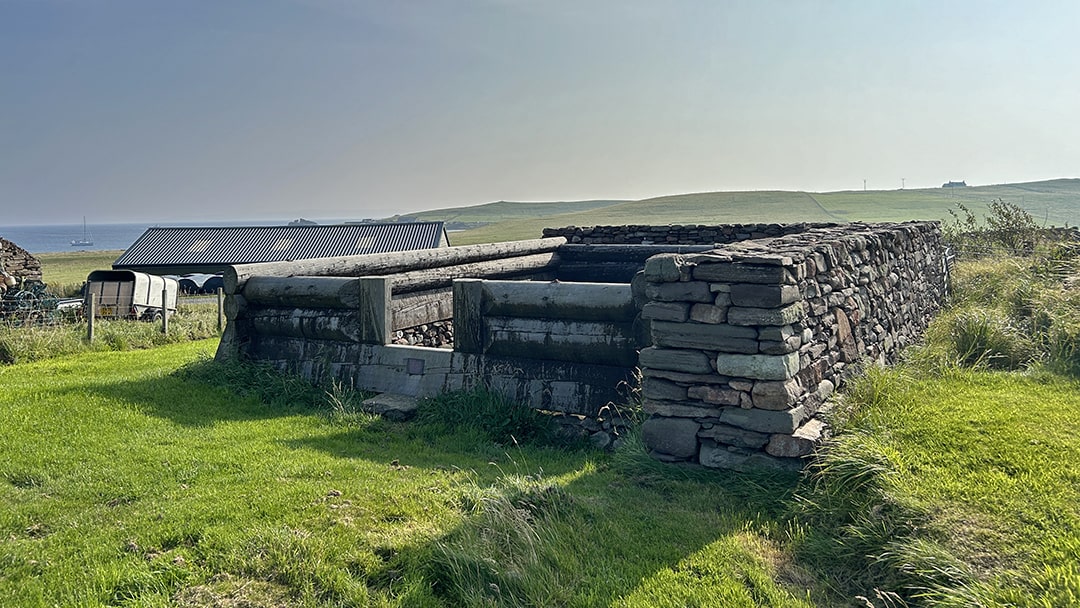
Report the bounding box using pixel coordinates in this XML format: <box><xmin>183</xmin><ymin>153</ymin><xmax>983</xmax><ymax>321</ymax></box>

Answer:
<box><xmin>1</xmin><ymin>220</ymin><xmax>289</xmax><ymax>255</ymax></box>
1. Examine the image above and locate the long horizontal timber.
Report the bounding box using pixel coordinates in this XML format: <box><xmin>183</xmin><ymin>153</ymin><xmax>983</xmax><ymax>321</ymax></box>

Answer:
<box><xmin>225</xmin><ymin>236</ymin><xmax>567</xmax><ymax>293</ymax></box>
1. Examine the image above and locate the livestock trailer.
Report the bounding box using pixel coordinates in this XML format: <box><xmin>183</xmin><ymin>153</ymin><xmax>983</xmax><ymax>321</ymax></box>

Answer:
<box><xmin>85</xmin><ymin>270</ymin><xmax>178</xmax><ymax>320</ymax></box>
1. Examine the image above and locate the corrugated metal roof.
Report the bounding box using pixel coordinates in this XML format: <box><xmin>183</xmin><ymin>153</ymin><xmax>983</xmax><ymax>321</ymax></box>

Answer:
<box><xmin>113</xmin><ymin>222</ymin><xmax>448</xmax><ymax>269</ymax></box>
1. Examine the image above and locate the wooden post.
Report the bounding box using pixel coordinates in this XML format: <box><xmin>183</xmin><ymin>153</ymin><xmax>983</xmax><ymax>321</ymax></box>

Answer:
<box><xmin>217</xmin><ymin>287</ymin><xmax>224</xmax><ymax>333</ymax></box>
<box><xmin>161</xmin><ymin>287</ymin><xmax>168</xmax><ymax>334</ymax></box>
<box><xmin>86</xmin><ymin>293</ymin><xmax>95</xmax><ymax>342</ymax></box>
<box><xmin>356</xmin><ymin>277</ymin><xmax>391</xmax><ymax>345</ymax></box>
<box><xmin>453</xmin><ymin>279</ymin><xmax>486</xmax><ymax>354</ymax></box>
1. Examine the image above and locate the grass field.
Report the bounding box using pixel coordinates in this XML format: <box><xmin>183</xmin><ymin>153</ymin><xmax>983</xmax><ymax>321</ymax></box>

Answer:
<box><xmin>0</xmin><ymin>341</ymin><xmax>819</xmax><ymax>607</ymax></box>
<box><xmin>35</xmin><ymin>250</ymin><xmax>124</xmax><ymax>296</ymax></box>
<box><xmin>444</xmin><ymin>179</ymin><xmax>1080</xmax><ymax>245</ymax></box>
<box><xmin>2</xmin><ymin>343</ymin><xmax>1078</xmax><ymax>606</ymax></box>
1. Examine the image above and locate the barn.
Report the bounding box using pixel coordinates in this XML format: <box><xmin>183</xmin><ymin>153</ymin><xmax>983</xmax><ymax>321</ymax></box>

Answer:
<box><xmin>111</xmin><ymin>222</ymin><xmax>450</xmax><ymax>276</ymax></box>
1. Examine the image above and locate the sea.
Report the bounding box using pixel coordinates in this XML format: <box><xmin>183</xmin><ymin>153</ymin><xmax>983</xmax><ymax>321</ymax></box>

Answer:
<box><xmin>1</xmin><ymin>220</ymin><xmax>290</xmax><ymax>255</ymax></box>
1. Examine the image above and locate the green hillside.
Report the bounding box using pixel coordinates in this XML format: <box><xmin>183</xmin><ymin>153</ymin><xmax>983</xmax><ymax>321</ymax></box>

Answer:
<box><xmin>406</xmin><ymin>199</ymin><xmax>628</xmax><ymax>225</ymax></box>
<box><xmin>443</xmin><ymin>179</ymin><xmax>1080</xmax><ymax>245</ymax></box>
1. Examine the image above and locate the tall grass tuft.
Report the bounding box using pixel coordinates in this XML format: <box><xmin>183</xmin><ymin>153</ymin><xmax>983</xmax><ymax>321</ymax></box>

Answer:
<box><xmin>429</xmin><ymin>470</ymin><xmax>574</xmax><ymax>607</ymax></box>
<box><xmin>415</xmin><ymin>388</ymin><xmax>558</xmax><ymax>447</ymax></box>
<box><xmin>0</xmin><ymin>301</ymin><xmax>220</xmax><ymax>364</ymax></box>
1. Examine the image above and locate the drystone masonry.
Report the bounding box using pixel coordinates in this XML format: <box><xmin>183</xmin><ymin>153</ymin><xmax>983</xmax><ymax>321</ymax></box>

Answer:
<box><xmin>543</xmin><ymin>223</ymin><xmax>839</xmax><ymax>245</ymax></box>
<box><xmin>638</xmin><ymin>222</ymin><xmax>947</xmax><ymax>471</ymax></box>
<box><xmin>0</xmin><ymin>238</ymin><xmax>43</xmax><ymax>282</ymax></box>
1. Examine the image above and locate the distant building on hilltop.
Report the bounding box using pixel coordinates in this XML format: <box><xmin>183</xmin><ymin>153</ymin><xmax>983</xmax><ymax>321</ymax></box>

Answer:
<box><xmin>941</xmin><ymin>180</ymin><xmax>967</xmax><ymax>188</ymax></box>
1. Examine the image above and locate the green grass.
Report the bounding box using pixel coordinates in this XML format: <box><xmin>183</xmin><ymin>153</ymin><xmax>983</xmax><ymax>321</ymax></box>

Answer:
<box><xmin>795</xmin><ymin>367</ymin><xmax>1080</xmax><ymax>606</ymax></box>
<box><xmin>0</xmin><ymin>341</ymin><xmax>821</xmax><ymax>607</ymax></box>
<box><xmin>409</xmin><ymin>199</ymin><xmax>628</xmax><ymax>224</ymax></box>
<box><xmin>36</xmin><ymin>250</ymin><xmax>124</xmax><ymax>296</ymax></box>
<box><xmin>0</xmin><ymin>300</ymin><xmax>221</xmax><ymax>364</ymax></box>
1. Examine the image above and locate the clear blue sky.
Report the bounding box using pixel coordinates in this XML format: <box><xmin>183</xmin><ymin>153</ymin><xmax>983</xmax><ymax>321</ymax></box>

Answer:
<box><xmin>3</xmin><ymin>0</ymin><xmax>1078</xmax><ymax>225</ymax></box>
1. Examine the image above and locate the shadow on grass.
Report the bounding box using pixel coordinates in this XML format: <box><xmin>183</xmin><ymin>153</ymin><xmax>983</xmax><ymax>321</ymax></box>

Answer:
<box><xmin>66</xmin><ymin>357</ymin><xmax>331</xmax><ymax>428</ymax></box>
<box><xmin>290</xmin><ymin>423</ymin><xmax>817</xmax><ymax>607</ymax></box>
<box><xmin>72</xmin><ymin>355</ymin><xmax>825</xmax><ymax>605</ymax></box>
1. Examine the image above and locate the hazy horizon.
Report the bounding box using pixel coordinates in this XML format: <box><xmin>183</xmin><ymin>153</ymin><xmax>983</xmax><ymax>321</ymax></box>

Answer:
<box><xmin>5</xmin><ymin>1</ymin><xmax>1079</xmax><ymax>225</ymax></box>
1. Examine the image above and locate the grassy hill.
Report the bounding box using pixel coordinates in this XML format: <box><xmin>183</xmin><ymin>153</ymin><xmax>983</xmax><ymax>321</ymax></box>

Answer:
<box><xmin>437</xmin><ymin>179</ymin><xmax>1080</xmax><ymax>245</ymax></box>
<box><xmin>405</xmin><ymin>199</ymin><xmax>628</xmax><ymax>225</ymax></box>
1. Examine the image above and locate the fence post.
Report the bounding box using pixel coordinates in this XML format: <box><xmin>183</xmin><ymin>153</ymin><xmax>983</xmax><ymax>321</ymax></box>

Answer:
<box><xmin>217</xmin><ymin>287</ymin><xmax>224</xmax><ymax>333</ymax></box>
<box><xmin>86</xmin><ymin>293</ymin><xmax>95</xmax><ymax>342</ymax></box>
<box><xmin>356</xmin><ymin>277</ymin><xmax>391</xmax><ymax>345</ymax></box>
<box><xmin>161</xmin><ymin>287</ymin><xmax>168</xmax><ymax>334</ymax></box>
<box><xmin>452</xmin><ymin>279</ymin><xmax>485</xmax><ymax>353</ymax></box>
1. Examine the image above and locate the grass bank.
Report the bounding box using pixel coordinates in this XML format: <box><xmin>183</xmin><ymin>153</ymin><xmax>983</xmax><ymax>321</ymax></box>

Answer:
<box><xmin>0</xmin><ymin>341</ymin><xmax>820</xmax><ymax>607</ymax></box>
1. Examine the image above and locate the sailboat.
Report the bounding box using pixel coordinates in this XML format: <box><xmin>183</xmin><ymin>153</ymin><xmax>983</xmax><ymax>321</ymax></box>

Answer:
<box><xmin>71</xmin><ymin>217</ymin><xmax>94</xmax><ymax>247</ymax></box>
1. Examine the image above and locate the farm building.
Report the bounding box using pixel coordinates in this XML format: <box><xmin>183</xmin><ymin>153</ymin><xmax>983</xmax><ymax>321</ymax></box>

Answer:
<box><xmin>112</xmin><ymin>222</ymin><xmax>450</xmax><ymax>275</ymax></box>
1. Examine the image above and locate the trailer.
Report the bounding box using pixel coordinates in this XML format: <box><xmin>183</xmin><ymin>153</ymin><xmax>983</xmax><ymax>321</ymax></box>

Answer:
<box><xmin>85</xmin><ymin>270</ymin><xmax>178</xmax><ymax>321</ymax></box>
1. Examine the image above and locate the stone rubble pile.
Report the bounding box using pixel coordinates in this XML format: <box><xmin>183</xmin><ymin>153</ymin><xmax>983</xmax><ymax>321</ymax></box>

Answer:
<box><xmin>391</xmin><ymin>321</ymin><xmax>454</xmax><ymax>348</ymax></box>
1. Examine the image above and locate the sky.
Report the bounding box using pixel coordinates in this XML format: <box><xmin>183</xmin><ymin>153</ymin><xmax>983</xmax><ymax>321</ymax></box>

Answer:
<box><xmin>3</xmin><ymin>0</ymin><xmax>1079</xmax><ymax>226</ymax></box>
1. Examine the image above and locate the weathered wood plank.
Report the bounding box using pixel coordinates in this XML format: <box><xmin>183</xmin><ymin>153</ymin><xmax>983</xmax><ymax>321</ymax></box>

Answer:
<box><xmin>391</xmin><ymin>288</ymin><xmax>453</xmax><ymax>330</ymax></box>
<box><xmin>242</xmin><ymin>276</ymin><xmax>366</xmax><ymax>309</ymax></box>
<box><xmin>484</xmin><ymin>316</ymin><xmax>638</xmax><ymax>366</ymax></box>
<box><xmin>389</xmin><ymin>253</ymin><xmax>559</xmax><ymax>293</ymax></box>
<box><xmin>245</xmin><ymin>307</ymin><xmax>365</xmax><ymax>343</ymax></box>
<box><xmin>357</xmin><ymin>277</ymin><xmax>391</xmax><ymax>345</ymax></box>
<box><xmin>453</xmin><ymin>279</ymin><xmax>485</xmax><ymax>354</ymax></box>
<box><xmin>482</xmin><ymin>280</ymin><xmax>636</xmax><ymax>322</ymax></box>
<box><xmin>225</xmin><ymin>237</ymin><xmax>567</xmax><ymax>293</ymax></box>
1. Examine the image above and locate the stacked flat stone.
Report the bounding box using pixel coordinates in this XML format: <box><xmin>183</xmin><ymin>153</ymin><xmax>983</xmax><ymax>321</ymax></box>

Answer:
<box><xmin>543</xmin><ymin>223</ymin><xmax>839</xmax><ymax>245</ymax></box>
<box><xmin>638</xmin><ymin>222</ymin><xmax>946</xmax><ymax>471</ymax></box>
<box><xmin>0</xmin><ymin>238</ymin><xmax>43</xmax><ymax>281</ymax></box>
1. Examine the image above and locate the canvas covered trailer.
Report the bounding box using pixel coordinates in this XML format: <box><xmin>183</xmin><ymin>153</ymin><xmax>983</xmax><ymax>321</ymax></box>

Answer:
<box><xmin>85</xmin><ymin>270</ymin><xmax>178</xmax><ymax>320</ymax></box>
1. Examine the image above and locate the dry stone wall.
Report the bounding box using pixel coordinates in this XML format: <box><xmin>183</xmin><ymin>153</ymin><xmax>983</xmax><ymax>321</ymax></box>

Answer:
<box><xmin>638</xmin><ymin>222</ymin><xmax>947</xmax><ymax>471</ymax></box>
<box><xmin>0</xmin><ymin>238</ymin><xmax>43</xmax><ymax>282</ymax></box>
<box><xmin>543</xmin><ymin>223</ymin><xmax>839</xmax><ymax>245</ymax></box>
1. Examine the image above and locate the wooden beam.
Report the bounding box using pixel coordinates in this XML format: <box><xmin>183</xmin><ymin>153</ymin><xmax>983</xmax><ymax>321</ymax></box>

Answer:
<box><xmin>390</xmin><ymin>252</ymin><xmax>558</xmax><ymax>294</ymax></box>
<box><xmin>242</xmin><ymin>276</ymin><xmax>367</xmax><ymax>309</ymax></box>
<box><xmin>224</xmin><ymin>236</ymin><xmax>567</xmax><ymax>293</ymax></box>
<box><xmin>483</xmin><ymin>280</ymin><xmax>636</xmax><ymax>322</ymax></box>
<box><xmin>484</xmin><ymin>316</ymin><xmax>638</xmax><ymax>366</ymax></box>
<box><xmin>391</xmin><ymin>288</ymin><xmax>453</xmax><ymax>330</ymax></box>
<box><xmin>356</xmin><ymin>277</ymin><xmax>391</xmax><ymax>345</ymax></box>
<box><xmin>452</xmin><ymin>279</ymin><xmax>485</xmax><ymax>354</ymax></box>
